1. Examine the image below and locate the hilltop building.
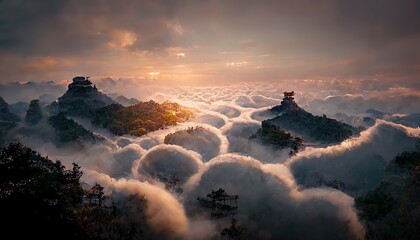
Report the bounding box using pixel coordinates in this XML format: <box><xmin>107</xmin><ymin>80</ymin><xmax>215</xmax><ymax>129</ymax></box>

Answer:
<box><xmin>68</xmin><ymin>76</ymin><xmax>97</xmax><ymax>92</ymax></box>
<box><xmin>271</xmin><ymin>91</ymin><xmax>300</xmax><ymax>113</ymax></box>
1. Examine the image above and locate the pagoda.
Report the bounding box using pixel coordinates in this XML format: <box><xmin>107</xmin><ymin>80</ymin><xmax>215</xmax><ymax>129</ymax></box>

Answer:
<box><xmin>270</xmin><ymin>91</ymin><xmax>300</xmax><ymax>113</ymax></box>
<box><xmin>283</xmin><ymin>91</ymin><xmax>295</xmax><ymax>101</ymax></box>
<box><xmin>68</xmin><ymin>76</ymin><xmax>97</xmax><ymax>92</ymax></box>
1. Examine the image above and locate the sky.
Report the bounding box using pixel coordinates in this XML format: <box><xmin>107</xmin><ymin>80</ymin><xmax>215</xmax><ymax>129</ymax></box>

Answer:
<box><xmin>0</xmin><ymin>0</ymin><xmax>419</xmax><ymax>86</ymax></box>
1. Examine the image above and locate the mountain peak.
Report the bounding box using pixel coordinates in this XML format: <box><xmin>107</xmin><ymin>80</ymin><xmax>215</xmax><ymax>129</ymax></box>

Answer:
<box><xmin>67</xmin><ymin>76</ymin><xmax>97</xmax><ymax>94</ymax></box>
<box><xmin>54</xmin><ymin>76</ymin><xmax>115</xmax><ymax>116</ymax></box>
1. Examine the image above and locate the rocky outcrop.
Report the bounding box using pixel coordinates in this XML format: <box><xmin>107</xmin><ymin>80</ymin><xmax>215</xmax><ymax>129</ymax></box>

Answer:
<box><xmin>0</xmin><ymin>97</ymin><xmax>20</xmax><ymax>123</ymax></box>
<box><xmin>25</xmin><ymin>99</ymin><xmax>42</xmax><ymax>125</ymax></box>
<box><xmin>0</xmin><ymin>96</ymin><xmax>20</xmax><ymax>141</ymax></box>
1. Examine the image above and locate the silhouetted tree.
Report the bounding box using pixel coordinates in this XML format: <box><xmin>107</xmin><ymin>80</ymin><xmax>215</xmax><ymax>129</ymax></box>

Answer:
<box><xmin>198</xmin><ymin>188</ymin><xmax>242</xmax><ymax>239</ymax></box>
<box><xmin>0</xmin><ymin>143</ymin><xmax>148</xmax><ymax>240</ymax></box>
<box><xmin>0</xmin><ymin>142</ymin><xmax>87</xmax><ymax>239</ymax></box>
<box><xmin>289</xmin><ymin>137</ymin><xmax>303</xmax><ymax>156</ymax></box>
<box><xmin>152</xmin><ymin>173</ymin><xmax>183</xmax><ymax>197</ymax></box>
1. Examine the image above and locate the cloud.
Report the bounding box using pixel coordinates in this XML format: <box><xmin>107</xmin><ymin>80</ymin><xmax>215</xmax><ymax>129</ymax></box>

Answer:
<box><xmin>194</xmin><ymin>112</ymin><xmax>227</xmax><ymax>129</ymax></box>
<box><xmin>111</xmin><ymin>143</ymin><xmax>146</xmax><ymax>178</ymax></box>
<box><xmin>211</xmin><ymin>105</ymin><xmax>241</xmax><ymax>118</ymax></box>
<box><xmin>134</xmin><ymin>144</ymin><xmax>203</xmax><ymax>183</ymax></box>
<box><xmin>83</xmin><ymin>170</ymin><xmax>189</xmax><ymax>237</ymax></box>
<box><xmin>164</xmin><ymin>126</ymin><xmax>224</xmax><ymax>161</ymax></box>
<box><xmin>115</xmin><ymin>136</ymin><xmax>133</xmax><ymax>148</ymax></box>
<box><xmin>5</xmin><ymin>81</ymin><xmax>420</xmax><ymax>239</ymax></box>
<box><xmin>0</xmin><ymin>81</ymin><xmax>66</xmax><ymax>103</ymax></box>
<box><xmin>222</xmin><ymin>121</ymin><xmax>261</xmax><ymax>153</ymax></box>
<box><xmin>307</xmin><ymin>88</ymin><xmax>420</xmax><ymax>115</ymax></box>
<box><xmin>0</xmin><ymin>0</ymin><xmax>182</xmax><ymax>56</ymax></box>
<box><xmin>183</xmin><ymin>154</ymin><xmax>364</xmax><ymax>239</ymax></box>
<box><xmin>286</xmin><ymin>121</ymin><xmax>420</xmax><ymax>196</ymax></box>
<box><xmin>0</xmin><ymin>0</ymin><xmax>186</xmax><ymax>82</ymax></box>
<box><xmin>3</xmin><ymin>1</ymin><xmax>419</xmax><ymax>84</ymax></box>
<box><xmin>93</xmin><ymin>77</ymin><xmax>169</xmax><ymax>100</ymax></box>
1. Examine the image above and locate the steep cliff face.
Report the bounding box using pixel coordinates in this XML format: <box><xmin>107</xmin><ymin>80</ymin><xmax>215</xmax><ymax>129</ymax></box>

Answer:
<box><xmin>56</xmin><ymin>76</ymin><xmax>115</xmax><ymax>116</ymax></box>
<box><xmin>25</xmin><ymin>99</ymin><xmax>42</xmax><ymax>125</ymax></box>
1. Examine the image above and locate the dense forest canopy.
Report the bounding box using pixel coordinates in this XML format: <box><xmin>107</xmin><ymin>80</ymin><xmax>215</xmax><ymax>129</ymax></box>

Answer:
<box><xmin>93</xmin><ymin>101</ymin><xmax>192</xmax><ymax>136</ymax></box>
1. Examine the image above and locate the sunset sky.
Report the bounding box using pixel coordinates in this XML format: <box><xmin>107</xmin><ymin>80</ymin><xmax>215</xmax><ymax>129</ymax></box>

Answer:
<box><xmin>1</xmin><ymin>0</ymin><xmax>419</xmax><ymax>86</ymax></box>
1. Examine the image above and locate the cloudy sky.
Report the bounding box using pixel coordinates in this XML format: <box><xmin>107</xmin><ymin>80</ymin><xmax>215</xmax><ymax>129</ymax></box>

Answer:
<box><xmin>1</xmin><ymin>0</ymin><xmax>419</xmax><ymax>86</ymax></box>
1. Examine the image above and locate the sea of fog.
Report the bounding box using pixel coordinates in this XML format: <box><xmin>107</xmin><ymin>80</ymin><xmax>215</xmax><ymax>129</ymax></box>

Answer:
<box><xmin>7</xmin><ymin>81</ymin><xmax>420</xmax><ymax>239</ymax></box>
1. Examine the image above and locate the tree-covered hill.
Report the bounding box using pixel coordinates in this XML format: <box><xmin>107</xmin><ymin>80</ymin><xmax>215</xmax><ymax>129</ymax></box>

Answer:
<box><xmin>250</xmin><ymin>121</ymin><xmax>303</xmax><ymax>156</ymax></box>
<box><xmin>267</xmin><ymin>108</ymin><xmax>357</xmax><ymax>144</ymax></box>
<box><xmin>47</xmin><ymin>76</ymin><xmax>192</xmax><ymax>142</ymax></box>
<box><xmin>265</xmin><ymin>91</ymin><xmax>357</xmax><ymax>144</ymax></box>
<box><xmin>92</xmin><ymin>100</ymin><xmax>192</xmax><ymax>136</ymax></box>
<box><xmin>48</xmin><ymin>112</ymin><xmax>99</xmax><ymax>144</ymax></box>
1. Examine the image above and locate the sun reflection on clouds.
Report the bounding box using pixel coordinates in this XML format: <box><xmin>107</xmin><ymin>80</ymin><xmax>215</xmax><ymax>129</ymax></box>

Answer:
<box><xmin>148</xmin><ymin>72</ymin><xmax>160</xmax><ymax>79</ymax></box>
